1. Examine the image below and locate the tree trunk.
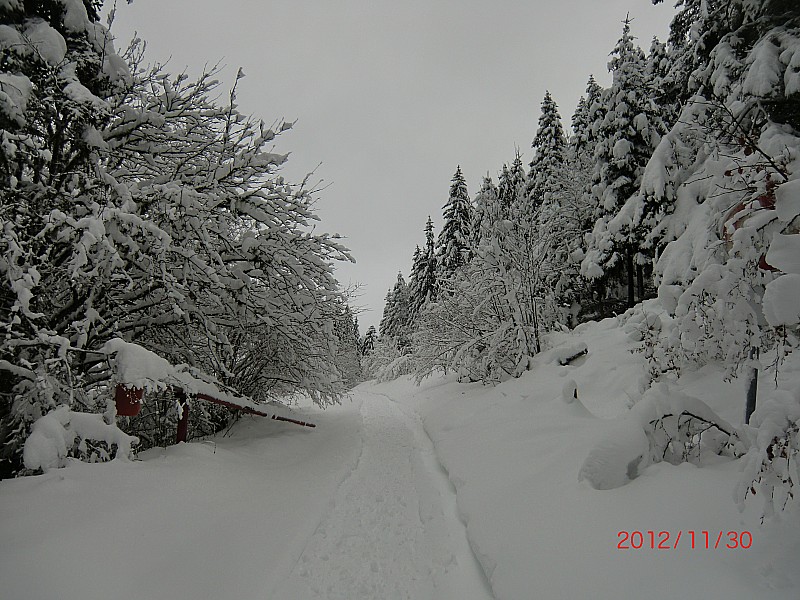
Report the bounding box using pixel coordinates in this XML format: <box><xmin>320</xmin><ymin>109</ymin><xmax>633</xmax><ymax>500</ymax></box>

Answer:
<box><xmin>744</xmin><ymin>348</ymin><xmax>759</xmax><ymax>424</ymax></box>
<box><xmin>626</xmin><ymin>248</ymin><xmax>635</xmax><ymax>308</ymax></box>
<box><xmin>636</xmin><ymin>263</ymin><xmax>645</xmax><ymax>301</ymax></box>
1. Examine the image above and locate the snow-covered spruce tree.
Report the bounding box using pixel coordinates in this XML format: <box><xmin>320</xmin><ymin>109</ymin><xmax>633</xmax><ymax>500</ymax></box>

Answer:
<box><xmin>645</xmin><ymin>36</ymin><xmax>680</xmax><ymax>131</ymax></box>
<box><xmin>379</xmin><ymin>272</ymin><xmax>412</xmax><ymax>349</ymax></box>
<box><xmin>436</xmin><ymin>166</ymin><xmax>473</xmax><ymax>280</ymax></box>
<box><xmin>414</xmin><ymin>153</ymin><xmax>553</xmax><ymax>381</ymax></box>
<box><xmin>581</xmin><ymin>75</ymin><xmax>606</xmax><ymax>158</ymax></box>
<box><xmin>333</xmin><ymin>305</ymin><xmax>362</xmax><ymax>389</ymax></box>
<box><xmin>413</xmin><ymin>213</ymin><xmax>556</xmax><ymax>382</ymax></box>
<box><xmin>570</xmin><ymin>96</ymin><xmax>591</xmax><ymax>156</ymax></box>
<box><xmin>536</xmin><ymin>147</ymin><xmax>596</xmax><ymax>325</ymax></box>
<box><xmin>407</xmin><ymin>244</ymin><xmax>423</xmax><ymax>316</ymax></box>
<box><xmin>580</xmin><ymin>18</ymin><xmax>666</xmax><ymax>310</ymax></box>
<box><xmin>379</xmin><ymin>288</ymin><xmax>394</xmax><ymax>337</ymax></box>
<box><xmin>501</xmin><ymin>152</ymin><xmax>527</xmax><ymax>223</ymax></box>
<box><xmin>361</xmin><ymin>325</ymin><xmax>378</xmax><ymax>356</ymax></box>
<box><xmin>409</xmin><ymin>216</ymin><xmax>437</xmax><ymax>314</ymax></box>
<box><xmin>0</xmin><ymin>10</ymin><xmax>352</xmax><ymax>474</ymax></box>
<box><xmin>526</xmin><ymin>91</ymin><xmax>567</xmax><ymax>208</ymax></box>
<box><xmin>471</xmin><ymin>175</ymin><xmax>498</xmax><ymax>248</ymax></box>
<box><xmin>521</xmin><ymin>91</ymin><xmax>595</xmax><ymax>327</ymax></box>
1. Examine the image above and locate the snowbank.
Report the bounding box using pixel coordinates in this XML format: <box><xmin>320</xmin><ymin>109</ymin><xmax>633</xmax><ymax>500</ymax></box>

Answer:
<box><xmin>375</xmin><ymin>315</ymin><xmax>800</xmax><ymax>599</ymax></box>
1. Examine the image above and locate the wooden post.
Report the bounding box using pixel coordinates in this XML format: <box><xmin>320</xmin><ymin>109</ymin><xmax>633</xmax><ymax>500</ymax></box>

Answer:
<box><xmin>744</xmin><ymin>348</ymin><xmax>759</xmax><ymax>424</ymax></box>
<box><xmin>175</xmin><ymin>388</ymin><xmax>190</xmax><ymax>443</ymax></box>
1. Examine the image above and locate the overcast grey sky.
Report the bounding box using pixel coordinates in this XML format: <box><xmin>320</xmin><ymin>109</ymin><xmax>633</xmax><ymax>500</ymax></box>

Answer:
<box><xmin>110</xmin><ymin>0</ymin><xmax>674</xmax><ymax>333</ymax></box>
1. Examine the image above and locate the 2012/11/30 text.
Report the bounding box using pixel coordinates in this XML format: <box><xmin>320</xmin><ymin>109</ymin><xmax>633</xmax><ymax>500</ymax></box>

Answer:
<box><xmin>617</xmin><ymin>530</ymin><xmax>752</xmax><ymax>550</ymax></box>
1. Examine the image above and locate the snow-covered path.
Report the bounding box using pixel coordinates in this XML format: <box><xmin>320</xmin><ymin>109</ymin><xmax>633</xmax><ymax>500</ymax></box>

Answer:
<box><xmin>0</xmin><ymin>388</ymin><xmax>494</xmax><ymax>600</ymax></box>
<box><xmin>272</xmin><ymin>390</ymin><xmax>493</xmax><ymax>599</ymax></box>
<box><xmin>4</xmin><ymin>313</ymin><xmax>800</xmax><ymax>599</ymax></box>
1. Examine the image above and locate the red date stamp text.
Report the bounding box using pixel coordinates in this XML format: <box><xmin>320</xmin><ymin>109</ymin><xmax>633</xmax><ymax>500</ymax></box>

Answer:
<box><xmin>617</xmin><ymin>530</ymin><xmax>752</xmax><ymax>550</ymax></box>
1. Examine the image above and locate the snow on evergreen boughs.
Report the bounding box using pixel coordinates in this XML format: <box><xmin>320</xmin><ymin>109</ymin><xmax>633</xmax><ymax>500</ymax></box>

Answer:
<box><xmin>648</xmin><ymin>2</ymin><xmax>799</xmax><ymax>380</ymax></box>
<box><xmin>471</xmin><ymin>175</ymin><xmax>498</xmax><ymax>247</ymax></box>
<box><xmin>361</xmin><ymin>325</ymin><xmax>378</xmax><ymax>356</ymax></box>
<box><xmin>527</xmin><ymin>91</ymin><xmax>567</xmax><ymax>209</ymax></box>
<box><xmin>436</xmin><ymin>166</ymin><xmax>473</xmax><ymax>278</ymax></box>
<box><xmin>379</xmin><ymin>272</ymin><xmax>412</xmax><ymax>348</ymax></box>
<box><xmin>409</xmin><ymin>216</ymin><xmax>438</xmax><ymax>314</ymax></box>
<box><xmin>581</xmin><ymin>18</ymin><xmax>666</xmax><ymax>307</ymax></box>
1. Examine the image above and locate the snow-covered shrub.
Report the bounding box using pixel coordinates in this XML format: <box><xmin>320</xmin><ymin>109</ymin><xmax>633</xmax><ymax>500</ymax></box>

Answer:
<box><xmin>736</xmin><ymin>389</ymin><xmax>800</xmax><ymax>521</ymax></box>
<box><xmin>411</xmin><ymin>272</ymin><xmax>523</xmax><ymax>384</ymax></box>
<box><xmin>22</xmin><ymin>405</ymin><xmax>138</xmax><ymax>473</ymax></box>
<box><xmin>362</xmin><ymin>338</ymin><xmax>416</xmax><ymax>383</ymax></box>
<box><xmin>580</xmin><ymin>384</ymin><xmax>742</xmax><ymax>489</ymax></box>
<box><xmin>626</xmin><ymin>303</ymin><xmax>680</xmax><ymax>386</ymax></box>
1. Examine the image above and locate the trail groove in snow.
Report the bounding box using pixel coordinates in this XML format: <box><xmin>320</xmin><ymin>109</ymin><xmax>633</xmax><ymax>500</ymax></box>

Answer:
<box><xmin>272</xmin><ymin>391</ymin><xmax>493</xmax><ymax>600</ymax></box>
<box><xmin>383</xmin><ymin>392</ymin><xmax>497</xmax><ymax>599</ymax></box>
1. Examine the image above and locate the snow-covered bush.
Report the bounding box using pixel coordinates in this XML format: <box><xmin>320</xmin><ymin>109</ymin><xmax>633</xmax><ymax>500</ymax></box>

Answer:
<box><xmin>626</xmin><ymin>303</ymin><xmax>680</xmax><ymax>386</ymax></box>
<box><xmin>22</xmin><ymin>405</ymin><xmax>138</xmax><ymax>473</ymax></box>
<box><xmin>362</xmin><ymin>337</ymin><xmax>416</xmax><ymax>383</ymax></box>
<box><xmin>580</xmin><ymin>384</ymin><xmax>742</xmax><ymax>490</ymax></box>
<box><xmin>411</xmin><ymin>269</ymin><xmax>528</xmax><ymax>384</ymax></box>
<box><xmin>736</xmin><ymin>388</ymin><xmax>800</xmax><ymax>520</ymax></box>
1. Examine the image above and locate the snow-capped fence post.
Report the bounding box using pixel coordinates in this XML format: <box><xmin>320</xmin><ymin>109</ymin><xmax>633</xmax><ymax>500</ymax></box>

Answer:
<box><xmin>175</xmin><ymin>388</ymin><xmax>190</xmax><ymax>444</ymax></box>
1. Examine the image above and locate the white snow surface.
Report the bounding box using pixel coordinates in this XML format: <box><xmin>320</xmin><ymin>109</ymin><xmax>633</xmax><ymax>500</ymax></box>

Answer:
<box><xmin>766</xmin><ymin>232</ymin><xmax>800</xmax><ymax>275</ymax></box>
<box><xmin>24</xmin><ymin>19</ymin><xmax>67</xmax><ymax>65</ymax></box>
<box><xmin>763</xmin><ymin>274</ymin><xmax>800</xmax><ymax>326</ymax></box>
<box><xmin>2</xmin><ymin>316</ymin><xmax>800</xmax><ymax>599</ymax></box>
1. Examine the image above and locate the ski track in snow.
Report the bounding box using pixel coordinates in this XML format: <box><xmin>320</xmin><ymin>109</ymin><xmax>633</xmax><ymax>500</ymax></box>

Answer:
<box><xmin>272</xmin><ymin>390</ymin><xmax>494</xmax><ymax>600</ymax></box>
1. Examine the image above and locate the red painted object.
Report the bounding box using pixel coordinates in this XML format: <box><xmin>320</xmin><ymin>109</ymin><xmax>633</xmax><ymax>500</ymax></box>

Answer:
<box><xmin>175</xmin><ymin>389</ymin><xmax>190</xmax><ymax>443</ymax></box>
<box><xmin>758</xmin><ymin>253</ymin><xmax>780</xmax><ymax>272</ymax></box>
<box><xmin>722</xmin><ymin>194</ymin><xmax>781</xmax><ymax>272</ymax></box>
<box><xmin>195</xmin><ymin>392</ymin><xmax>316</xmax><ymax>427</ymax></box>
<box><xmin>115</xmin><ymin>384</ymin><xmax>144</xmax><ymax>417</ymax></box>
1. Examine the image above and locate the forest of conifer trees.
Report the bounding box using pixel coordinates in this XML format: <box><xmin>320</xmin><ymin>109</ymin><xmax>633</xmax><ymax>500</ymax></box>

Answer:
<box><xmin>370</xmin><ymin>1</ymin><xmax>800</xmax><ymax>399</ymax></box>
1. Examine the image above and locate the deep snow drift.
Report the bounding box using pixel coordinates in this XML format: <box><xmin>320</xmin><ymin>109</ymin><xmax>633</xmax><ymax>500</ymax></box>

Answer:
<box><xmin>2</xmin><ymin>308</ymin><xmax>799</xmax><ymax>599</ymax></box>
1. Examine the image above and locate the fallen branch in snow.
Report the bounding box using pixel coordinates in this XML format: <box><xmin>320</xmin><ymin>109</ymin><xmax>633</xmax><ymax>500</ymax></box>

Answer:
<box><xmin>546</xmin><ymin>342</ymin><xmax>589</xmax><ymax>366</ymax></box>
<box><xmin>102</xmin><ymin>339</ymin><xmax>314</xmax><ymax>428</ymax></box>
<box><xmin>649</xmin><ymin>409</ymin><xmax>741</xmax><ymax>465</ymax></box>
<box><xmin>558</xmin><ymin>347</ymin><xmax>588</xmax><ymax>366</ymax></box>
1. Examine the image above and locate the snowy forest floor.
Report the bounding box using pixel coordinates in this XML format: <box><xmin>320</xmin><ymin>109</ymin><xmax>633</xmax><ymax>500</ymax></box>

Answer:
<box><xmin>2</xmin><ymin>312</ymin><xmax>800</xmax><ymax>599</ymax></box>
